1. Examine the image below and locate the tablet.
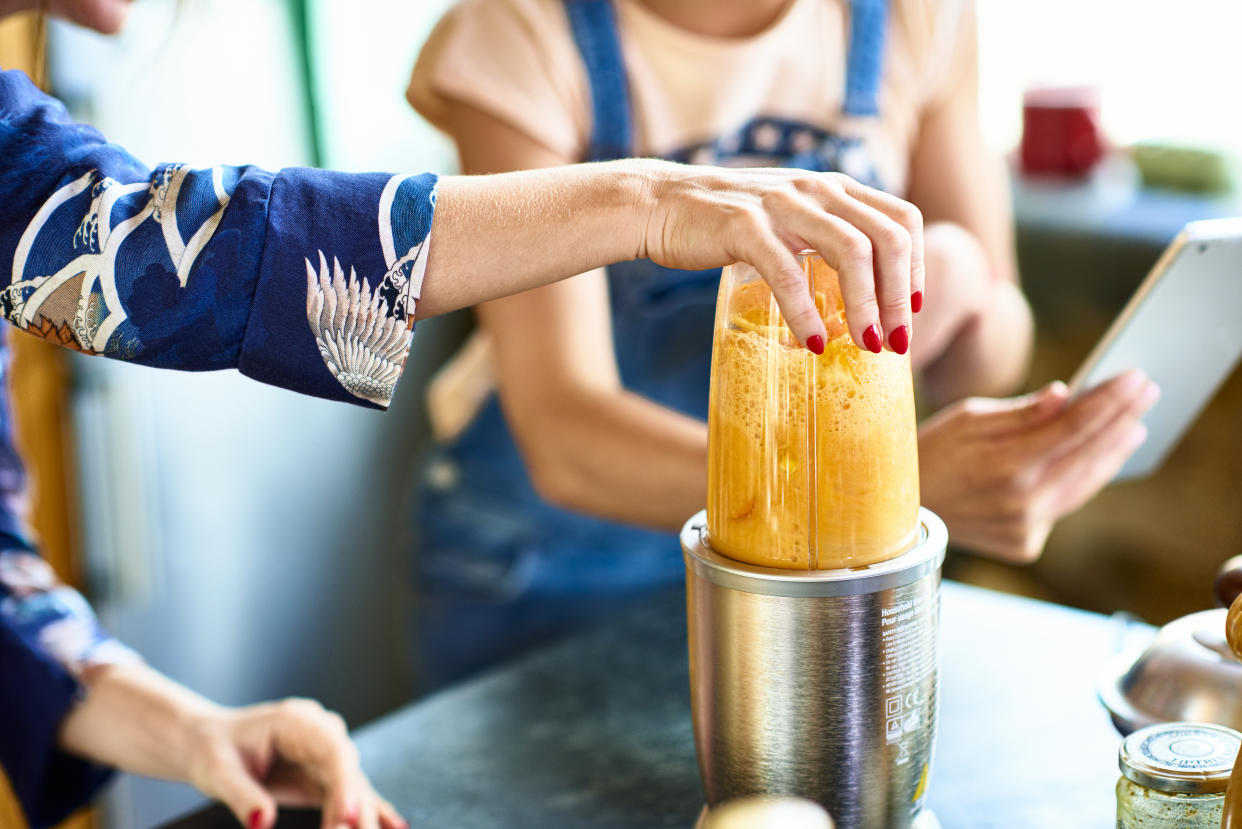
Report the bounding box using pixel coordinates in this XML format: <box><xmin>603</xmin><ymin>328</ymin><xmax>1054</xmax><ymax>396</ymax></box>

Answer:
<box><xmin>1069</xmin><ymin>217</ymin><xmax>1242</xmax><ymax>480</ymax></box>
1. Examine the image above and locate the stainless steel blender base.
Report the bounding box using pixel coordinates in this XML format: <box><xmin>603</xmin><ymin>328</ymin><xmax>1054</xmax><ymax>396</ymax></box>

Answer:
<box><xmin>692</xmin><ymin>804</ymin><xmax>940</xmax><ymax>828</ymax></box>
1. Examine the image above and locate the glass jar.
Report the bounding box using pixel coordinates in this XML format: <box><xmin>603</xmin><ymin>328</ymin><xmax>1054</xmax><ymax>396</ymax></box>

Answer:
<box><xmin>704</xmin><ymin>252</ymin><xmax>920</xmax><ymax>570</ymax></box>
<box><xmin>1116</xmin><ymin>722</ymin><xmax>1241</xmax><ymax>828</ymax></box>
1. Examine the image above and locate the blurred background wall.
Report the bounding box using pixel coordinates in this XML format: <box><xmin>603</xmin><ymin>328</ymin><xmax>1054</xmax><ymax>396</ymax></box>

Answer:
<box><xmin>25</xmin><ymin>0</ymin><xmax>1242</xmax><ymax>826</ymax></box>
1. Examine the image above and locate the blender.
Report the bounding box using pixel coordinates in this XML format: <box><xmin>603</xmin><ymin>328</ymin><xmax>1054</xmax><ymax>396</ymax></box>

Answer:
<box><xmin>685</xmin><ymin>254</ymin><xmax>947</xmax><ymax>829</ymax></box>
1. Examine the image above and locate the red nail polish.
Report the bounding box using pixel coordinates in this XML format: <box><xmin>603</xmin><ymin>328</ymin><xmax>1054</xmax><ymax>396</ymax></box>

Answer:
<box><xmin>862</xmin><ymin>324</ymin><xmax>883</xmax><ymax>354</ymax></box>
<box><xmin>911</xmin><ymin>290</ymin><xmax>923</xmax><ymax>313</ymax></box>
<box><xmin>806</xmin><ymin>334</ymin><xmax>824</xmax><ymax>355</ymax></box>
<box><xmin>248</xmin><ymin>809</ymin><xmax>264</xmax><ymax>829</ymax></box>
<box><xmin>346</xmin><ymin>802</ymin><xmax>360</xmax><ymax>827</ymax></box>
<box><xmin>890</xmin><ymin>325</ymin><xmax>909</xmax><ymax>355</ymax></box>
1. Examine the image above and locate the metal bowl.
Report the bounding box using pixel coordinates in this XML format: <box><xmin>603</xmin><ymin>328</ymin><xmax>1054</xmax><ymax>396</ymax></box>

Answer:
<box><xmin>1099</xmin><ymin>609</ymin><xmax>1242</xmax><ymax>735</ymax></box>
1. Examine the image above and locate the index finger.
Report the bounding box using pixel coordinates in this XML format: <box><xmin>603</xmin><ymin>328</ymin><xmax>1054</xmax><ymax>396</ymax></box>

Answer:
<box><xmin>1020</xmin><ymin>370</ymin><xmax>1155</xmax><ymax>460</ymax></box>
<box><xmin>737</xmin><ymin>229</ymin><xmax>828</xmax><ymax>351</ymax></box>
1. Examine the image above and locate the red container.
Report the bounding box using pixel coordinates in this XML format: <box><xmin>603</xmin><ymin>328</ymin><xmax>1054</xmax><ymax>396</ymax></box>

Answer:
<box><xmin>1021</xmin><ymin>87</ymin><xmax>1105</xmax><ymax>177</ymax></box>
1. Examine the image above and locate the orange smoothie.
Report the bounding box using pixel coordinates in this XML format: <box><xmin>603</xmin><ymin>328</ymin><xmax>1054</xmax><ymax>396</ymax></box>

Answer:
<box><xmin>705</xmin><ymin>255</ymin><xmax>920</xmax><ymax>570</ymax></box>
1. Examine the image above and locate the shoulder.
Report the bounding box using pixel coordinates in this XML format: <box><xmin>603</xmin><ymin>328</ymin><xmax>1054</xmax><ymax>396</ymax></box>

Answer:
<box><xmin>889</xmin><ymin>0</ymin><xmax>975</xmax><ymax>59</ymax></box>
<box><xmin>886</xmin><ymin>0</ymin><xmax>976</xmax><ymax>108</ymax></box>
<box><xmin>409</xmin><ymin>0</ymin><xmax>589</xmax><ymax>160</ymax></box>
<box><xmin>470</xmin><ymin>0</ymin><xmax>571</xmax><ymax>32</ymax></box>
<box><xmin>417</xmin><ymin>0</ymin><xmax>576</xmax><ymax>66</ymax></box>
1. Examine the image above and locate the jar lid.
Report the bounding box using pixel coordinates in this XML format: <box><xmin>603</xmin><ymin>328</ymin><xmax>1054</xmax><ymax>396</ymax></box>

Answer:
<box><xmin>1119</xmin><ymin>722</ymin><xmax>1242</xmax><ymax>794</ymax></box>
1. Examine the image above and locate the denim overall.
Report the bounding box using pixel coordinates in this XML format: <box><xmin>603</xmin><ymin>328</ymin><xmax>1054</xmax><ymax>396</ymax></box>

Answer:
<box><xmin>413</xmin><ymin>0</ymin><xmax>890</xmax><ymax>690</ymax></box>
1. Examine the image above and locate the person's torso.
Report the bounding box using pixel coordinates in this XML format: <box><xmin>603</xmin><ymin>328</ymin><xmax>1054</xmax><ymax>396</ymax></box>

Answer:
<box><xmin>417</xmin><ymin>0</ymin><xmax>908</xmax><ymax>593</ymax></box>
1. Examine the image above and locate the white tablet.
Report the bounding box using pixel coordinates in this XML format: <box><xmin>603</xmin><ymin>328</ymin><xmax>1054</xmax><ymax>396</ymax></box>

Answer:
<box><xmin>1069</xmin><ymin>217</ymin><xmax>1242</xmax><ymax>480</ymax></box>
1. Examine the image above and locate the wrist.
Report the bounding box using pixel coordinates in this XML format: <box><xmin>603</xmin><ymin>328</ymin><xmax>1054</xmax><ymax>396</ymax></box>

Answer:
<box><xmin>180</xmin><ymin>707</ymin><xmax>238</xmax><ymax>788</ymax></box>
<box><xmin>59</xmin><ymin>661</ymin><xmax>229</xmax><ymax>782</ymax></box>
<box><xmin>141</xmin><ymin>677</ymin><xmax>230</xmax><ymax>786</ymax></box>
<box><xmin>609</xmin><ymin>157</ymin><xmax>672</xmax><ymax>262</ymax></box>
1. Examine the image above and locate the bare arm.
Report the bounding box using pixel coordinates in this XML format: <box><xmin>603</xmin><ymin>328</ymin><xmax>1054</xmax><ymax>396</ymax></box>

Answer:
<box><xmin>431</xmin><ymin>99</ymin><xmax>928</xmax><ymax>528</ymax></box>
<box><xmin>904</xmin><ymin>15</ymin><xmax>1034</xmax><ymax>406</ymax></box>
<box><xmin>58</xmin><ymin>662</ymin><xmax>405</xmax><ymax>829</ymax></box>
<box><xmin>447</xmin><ymin>106</ymin><xmax>708</xmax><ymax>528</ymax></box>
<box><xmin>419</xmin><ymin>161</ymin><xmax>646</xmax><ymax>318</ymax></box>
<box><xmin>421</xmin><ymin>153</ymin><xmax>928</xmax><ymax>355</ymax></box>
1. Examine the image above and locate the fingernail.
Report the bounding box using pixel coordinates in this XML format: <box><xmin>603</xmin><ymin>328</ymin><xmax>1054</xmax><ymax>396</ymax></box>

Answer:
<box><xmin>346</xmin><ymin>802</ymin><xmax>360</xmax><ymax>827</ymax></box>
<box><xmin>911</xmin><ymin>291</ymin><xmax>923</xmax><ymax>313</ymax></box>
<box><xmin>1128</xmin><ymin>422</ymin><xmax>1149</xmax><ymax>448</ymax></box>
<box><xmin>862</xmin><ymin>324</ymin><xmax>883</xmax><ymax>354</ymax></box>
<box><xmin>889</xmin><ymin>325</ymin><xmax>909</xmax><ymax>356</ymax></box>
<box><xmin>806</xmin><ymin>334</ymin><xmax>824</xmax><ymax>355</ymax></box>
<box><xmin>248</xmin><ymin>809</ymin><xmax>264</xmax><ymax>829</ymax></box>
<box><xmin>1140</xmin><ymin>381</ymin><xmax>1161</xmax><ymax>408</ymax></box>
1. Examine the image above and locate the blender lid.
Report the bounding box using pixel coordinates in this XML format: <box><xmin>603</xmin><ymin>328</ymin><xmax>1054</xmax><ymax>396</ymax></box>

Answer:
<box><xmin>681</xmin><ymin>508</ymin><xmax>947</xmax><ymax>598</ymax></box>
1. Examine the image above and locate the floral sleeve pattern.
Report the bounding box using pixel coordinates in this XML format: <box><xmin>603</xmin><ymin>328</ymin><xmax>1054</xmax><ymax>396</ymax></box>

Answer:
<box><xmin>0</xmin><ymin>69</ymin><xmax>437</xmax><ymax>409</ymax></box>
<box><xmin>0</xmin><ymin>551</ymin><xmax>141</xmax><ymax>678</ymax></box>
<box><xmin>0</xmin><ymin>330</ymin><xmax>140</xmax><ymax>827</ymax></box>
<box><xmin>0</xmin><ymin>64</ymin><xmax>441</xmax><ymax>827</ymax></box>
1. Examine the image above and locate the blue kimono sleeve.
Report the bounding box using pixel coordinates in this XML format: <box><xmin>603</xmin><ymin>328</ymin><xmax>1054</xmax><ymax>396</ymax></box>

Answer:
<box><xmin>0</xmin><ymin>332</ymin><xmax>142</xmax><ymax>829</ymax></box>
<box><xmin>0</xmin><ymin>69</ymin><xmax>437</xmax><ymax>409</ymax></box>
<box><xmin>0</xmin><ymin>562</ymin><xmax>141</xmax><ymax>829</ymax></box>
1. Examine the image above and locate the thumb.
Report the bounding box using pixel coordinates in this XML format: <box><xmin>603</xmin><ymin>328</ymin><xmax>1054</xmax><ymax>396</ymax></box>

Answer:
<box><xmin>201</xmin><ymin>750</ymin><xmax>277</xmax><ymax>829</ymax></box>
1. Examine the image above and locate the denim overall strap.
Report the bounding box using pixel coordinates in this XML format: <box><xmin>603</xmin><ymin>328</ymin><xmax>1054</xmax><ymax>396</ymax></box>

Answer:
<box><xmin>564</xmin><ymin>0</ymin><xmax>634</xmax><ymax>161</ymax></box>
<box><xmin>843</xmin><ymin>0</ymin><xmax>889</xmax><ymax>117</ymax></box>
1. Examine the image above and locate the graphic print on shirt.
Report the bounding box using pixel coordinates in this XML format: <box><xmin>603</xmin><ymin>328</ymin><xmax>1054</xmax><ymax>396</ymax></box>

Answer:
<box><xmin>303</xmin><ymin>173</ymin><xmax>433</xmax><ymax>407</ymax></box>
<box><xmin>668</xmin><ymin>115</ymin><xmax>882</xmax><ymax>188</ymax></box>
<box><xmin>1</xmin><ymin>164</ymin><xmax>235</xmax><ymax>355</ymax></box>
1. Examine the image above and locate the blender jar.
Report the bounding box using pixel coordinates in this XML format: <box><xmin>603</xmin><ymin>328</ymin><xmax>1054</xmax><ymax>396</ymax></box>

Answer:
<box><xmin>705</xmin><ymin>252</ymin><xmax>920</xmax><ymax>570</ymax></box>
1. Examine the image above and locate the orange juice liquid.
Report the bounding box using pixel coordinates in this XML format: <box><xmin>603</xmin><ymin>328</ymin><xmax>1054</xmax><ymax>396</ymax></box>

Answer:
<box><xmin>705</xmin><ymin>257</ymin><xmax>920</xmax><ymax>569</ymax></box>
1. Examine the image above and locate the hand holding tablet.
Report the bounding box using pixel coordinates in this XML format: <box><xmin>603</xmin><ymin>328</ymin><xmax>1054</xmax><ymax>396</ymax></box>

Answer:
<box><xmin>1070</xmin><ymin>218</ymin><xmax>1242</xmax><ymax>480</ymax></box>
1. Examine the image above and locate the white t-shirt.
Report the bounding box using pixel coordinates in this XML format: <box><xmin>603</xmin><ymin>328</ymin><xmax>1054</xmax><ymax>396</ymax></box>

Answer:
<box><xmin>408</xmin><ymin>0</ymin><xmax>977</xmax><ymax>196</ymax></box>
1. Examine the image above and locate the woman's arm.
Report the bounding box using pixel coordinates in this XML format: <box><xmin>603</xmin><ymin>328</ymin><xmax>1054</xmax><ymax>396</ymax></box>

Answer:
<box><xmin>0</xmin><ymin>69</ymin><xmax>435</xmax><ymax>409</ymax></box>
<box><xmin>1</xmin><ymin>68</ymin><xmax>919</xmax><ymax>416</ymax></box>
<box><xmin>1</xmin><ymin>549</ymin><xmax>402</xmax><ymax>829</ymax></box>
<box><xmin>903</xmin><ymin>3</ymin><xmax>1034</xmax><ymax>407</ymax></box>
<box><xmin>485</xmin><ymin>267</ymin><xmax>711</xmax><ymax>528</ymax></box>
<box><xmin>446</xmin><ymin>106</ymin><xmax>710</xmax><ymax>528</ymax></box>
<box><xmin>58</xmin><ymin>663</ymin><xmax>405</xmax><ymax>829</ymax></box>
<box><xmin>0</xmin><ymin>547</ymin><xmax>135</xmax><ymax>829</ymax></box>
<box><xmin>436</xmin><ymin>87</ymin><xmax>927</xmax><ymax>526</ymax></box>
<box><xmin>426</xmin><ymin>156</ymin><xmax>923</xmax><ymax>352</ymax></box>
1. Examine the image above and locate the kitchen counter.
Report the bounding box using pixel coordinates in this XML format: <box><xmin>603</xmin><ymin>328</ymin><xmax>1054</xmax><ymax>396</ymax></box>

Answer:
<box><xmin>165</xmin><ymin>581</ymin><xmax>1140</xmax><ymax>828</ymax></box>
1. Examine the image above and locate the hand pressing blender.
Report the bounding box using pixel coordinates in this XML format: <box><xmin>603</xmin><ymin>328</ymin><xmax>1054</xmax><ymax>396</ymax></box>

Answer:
<box><xmin>685</xmin><ymin>254</ymin><xmax>947</xmax><ymax>829</ymax></box>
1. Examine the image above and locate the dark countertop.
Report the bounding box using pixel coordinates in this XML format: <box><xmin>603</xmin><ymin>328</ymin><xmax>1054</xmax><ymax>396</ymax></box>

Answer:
<box><xmin>166</xmin><ymin>581</ymin><xmax>1141</xmax><ymax>829</ymax></box>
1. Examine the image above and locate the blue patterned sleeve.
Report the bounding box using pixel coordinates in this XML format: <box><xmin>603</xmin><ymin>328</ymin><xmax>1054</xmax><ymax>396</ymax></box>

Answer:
<box><xmin>0</xmin><ymin>69</ymin><xmax>437</xmax><ymax>409</ymax></box>
<box><xmin>0</xmin><ymin>332</ymin><xmax>143</xmax><ymax>828</ymax></box>
<box><xmin>0</xmin><ymin>547</ymin><xmax>143</xmax><ymax>829</ymax></box>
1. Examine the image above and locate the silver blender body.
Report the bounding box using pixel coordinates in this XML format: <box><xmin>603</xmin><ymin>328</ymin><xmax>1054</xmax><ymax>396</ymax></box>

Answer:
<box><xmin>682</xmin><ymin>508</ymin><xmax>948</xmax><ymax>829</ymax></box>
